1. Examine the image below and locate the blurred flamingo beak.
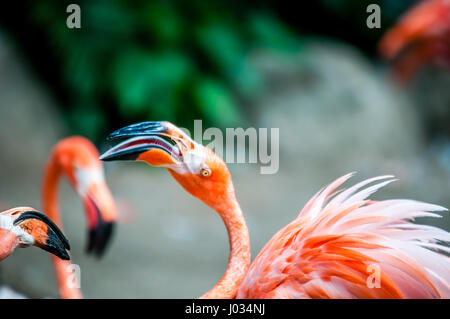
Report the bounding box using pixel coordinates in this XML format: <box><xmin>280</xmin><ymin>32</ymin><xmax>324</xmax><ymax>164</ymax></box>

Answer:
<box><xmin>83</xmin><ymin>181</ymin><xmax>117</xmax><ymax>257</ymax></box>
<box><xmin>14</xmin><ymin>210</ymin><xmax>71</xmax><ymax>260</ymax></box>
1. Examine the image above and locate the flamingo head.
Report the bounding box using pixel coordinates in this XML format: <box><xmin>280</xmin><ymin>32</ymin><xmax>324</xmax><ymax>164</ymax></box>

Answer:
<box><xmin>51</xmin><ymin>137</ymin><xmax>117</xmax><ymax>257</ymax></box>
<box><xmin>0</xmin><ymin>207</ymin><xmax>70</xmax><ymax>260</ymax></box>
<box><xmin>100</xmin><ymin>121</ymin><xmax>235</xmax><ymax>212</ymax></box>
<box><xmin>378</xmin><ymin>0</ymin><xmax>450</xmax><ymax>81</ymax></box>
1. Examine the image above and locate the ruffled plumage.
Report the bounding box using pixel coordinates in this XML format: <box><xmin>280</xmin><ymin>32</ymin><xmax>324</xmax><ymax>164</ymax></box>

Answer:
<box><xmin>237</xmin><ymin>173</ymin><xmax>450</xmax><ymax>298</ymax></box>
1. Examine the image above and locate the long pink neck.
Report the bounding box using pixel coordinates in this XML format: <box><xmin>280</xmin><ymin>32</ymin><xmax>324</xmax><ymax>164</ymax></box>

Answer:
<box><xmin>42</xmin><ymin>156</ymin><xmax>82</xmax><ymax>299</ymax></box>
<box><xmin>200</xmin><ymin>196</ymin><xmax>251</xmax><ymax>299</ymax></box>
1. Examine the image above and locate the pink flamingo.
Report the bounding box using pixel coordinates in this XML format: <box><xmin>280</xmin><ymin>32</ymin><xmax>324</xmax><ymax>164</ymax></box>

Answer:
<box><xmin>101</xmin><ymin>121</ymin><xmax>450</xmax><ymax>298</ymax></box>
<box><xmin>0</xmin><ymin>207</ymin><xmax>70</xmax><ymax>262</ymax></box>
<box><xmin>42</xmin><ymin>136</ymin><xmax>117</xmax><ymax>298</ymax></box>
<box><xmin>379</xmin><ymin>0</ymin><xmax>450</xmax><ymax>81</ymax></box>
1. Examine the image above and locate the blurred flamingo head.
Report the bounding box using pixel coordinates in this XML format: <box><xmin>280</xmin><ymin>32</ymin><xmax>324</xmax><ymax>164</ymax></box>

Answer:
<box><xmin>379</xmin><ymin>0</ymin><xmax>450</xmax><ymax>81</ymax></box>
<box><xmin>50</xmin><ymin>136</ymin><xmax>117</xmax><ymax>257</ymax></box>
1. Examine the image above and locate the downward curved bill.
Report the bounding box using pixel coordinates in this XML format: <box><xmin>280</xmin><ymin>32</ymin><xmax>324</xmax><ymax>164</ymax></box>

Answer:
<box><xmin>12</xmin><ymin>209</ymin><xmax>71</xmax><ymax>260</ymax></box>
<box><xmin>100</xmin><ymin>121</ymin><xmax>189</xmax><ymax>166</ymax></box>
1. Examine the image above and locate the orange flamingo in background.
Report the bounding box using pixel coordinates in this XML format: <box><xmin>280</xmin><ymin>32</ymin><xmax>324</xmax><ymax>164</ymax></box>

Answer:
<box><xmin>379</xmin><ymin>0</ymin><xmax>450</xmax><ymax>81</ymax></box>
<box><xmin>0</xmin><ymin>207</ymin><xmax>70</xmax><ymax>262</ymax></box>
<box><xmin>42</xmin><ymin>136</ymin><xmax>117</xmax><ymax>298</ymax></box>
<box><xmin>101</xmin><ymin>121</ymin><xmax>450</xmax><ymax>298</ymax></box>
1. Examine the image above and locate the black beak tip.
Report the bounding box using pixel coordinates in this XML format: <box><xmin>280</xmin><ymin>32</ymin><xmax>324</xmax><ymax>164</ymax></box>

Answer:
<box><xmin>43</xmin><ymin>229</ymin><xmax>71</xmax><ymax>261</ymax></box>
<box><xmin>99</xmin><ymin>152</ymin><xmax>114</xmax><ymax>162</ymax></box>
<box><xmin>54</xmin><ymin>248</ymin><xmax>71</xmax><ymax>261</ymax></box>
<box><xmin>99</xmin><ymin>149</ymin><xmax>141</xmax><ymax>162</ymax></box>
<box><xmin>86</xmin><ymin>222</ymin><xmax>115</xmax><ymax>258</ymax></box>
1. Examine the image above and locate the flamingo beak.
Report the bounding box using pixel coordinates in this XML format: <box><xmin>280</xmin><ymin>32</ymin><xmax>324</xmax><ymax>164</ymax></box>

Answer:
<box><xmin>83</xmin><ymin>181</ymin><xmax>117</xmax><ymax>257</ymax></box>
<box><xmin>14</xmin><ymin>210</ymin><xmax>71</xmax><ymax>260</ymax></box>
<box><xmin>100</xmin><ymin>121</ymin><xmax>184</xmax><ymax>166</ymax></box>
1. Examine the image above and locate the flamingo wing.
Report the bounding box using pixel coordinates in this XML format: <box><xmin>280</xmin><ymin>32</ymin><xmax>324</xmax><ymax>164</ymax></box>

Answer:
<box><xmin>237</xmin><ymin>173</ymin><xmax>450</xmax><ymax>299</ymax></box>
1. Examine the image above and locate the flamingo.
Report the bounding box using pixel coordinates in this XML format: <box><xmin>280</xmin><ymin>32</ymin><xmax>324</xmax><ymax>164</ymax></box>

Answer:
<box><xmin>100</xmin><ymin>121</ymin><xmax>450</xmax><ymax>299</ymax></box>
<box><xmin>379</xmin><ymin>0</ymin><xmax>450</xmax><ymax>81</ymax></box>
<box><xmin>42</xmin><ymin>136</ymin><xmax>117</xmax><ymax>298</ymax></box>
<box><xmin>0</xmin><ymin>207</ymin><xmax>70</xmax><ymax>262</ymax></box>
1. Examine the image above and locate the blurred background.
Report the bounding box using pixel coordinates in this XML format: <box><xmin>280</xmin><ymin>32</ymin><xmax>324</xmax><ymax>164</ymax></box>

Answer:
<box><xmin>0</xmin><ymin>0</ymin><xmax>448</xmax><ymax>298</ymax></box>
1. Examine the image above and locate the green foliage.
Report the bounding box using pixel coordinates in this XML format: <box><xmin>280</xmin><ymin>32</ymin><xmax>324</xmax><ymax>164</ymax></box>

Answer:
<box><xmin>3</xmin><ymin>0</ymin><xmax>302</xmax><ymax>142</ymax></box>
<box><xmin>193</xmin><ymin>78</ymin><xmax>241</xmax><ymax>128</ymax></box>
<box><xmin>0</xmin><ymin>0</ymin><xmax>411</xmax><ymax>142</ymax></box>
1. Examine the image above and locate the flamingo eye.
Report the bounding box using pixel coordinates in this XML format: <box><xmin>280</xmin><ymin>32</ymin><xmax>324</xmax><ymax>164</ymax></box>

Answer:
<box><xmin>200</xmin><ymin>167</ymin><xmax>211</xmax><ymax>177</ymax></box>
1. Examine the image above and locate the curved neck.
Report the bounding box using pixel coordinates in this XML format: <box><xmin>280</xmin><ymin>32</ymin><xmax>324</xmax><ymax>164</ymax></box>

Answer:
<box><xmin>200</xmin><ymin>195</ymin><xmax>251</xmax><ymax>299</ymax></box>
<box><xmin>42</xmin><ymin>156</ymin><xmax>82</xmax><ymax>299</ymax></box>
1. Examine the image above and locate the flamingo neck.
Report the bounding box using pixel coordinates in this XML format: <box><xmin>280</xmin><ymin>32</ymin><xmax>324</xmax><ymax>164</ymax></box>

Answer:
<box><xmin>43</xmin><ymin>156</ymin><xmax>62</xmax><ymax>227</ymax></box>
<box><xmin>200</xmin><ymin>193</ymin><xmax>250</xmax><ymax>299</ymax></box>
<box><xmin>0</xmin><ymin>229</ymin><xmax>18</xmax><ymax>261</ymax></box>
<box><xmin>42</xmin><ymin>156</ymin><xmax>82</xmax><ymax>299</ymax></box>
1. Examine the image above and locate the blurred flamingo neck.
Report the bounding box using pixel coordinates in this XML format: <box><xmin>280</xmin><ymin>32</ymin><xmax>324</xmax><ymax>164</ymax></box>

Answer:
<box><xmin>200</xmin><ymin>196</ymin><xmax>251</xmax><ymax>299</ymax></box>
<box><xmin>43</xmin><ymin>157</ymin><xmax>61</xmax><ymax>227</ymax></box>
<box><xmin>42</xmin><ymin>155</ymin><xmax>83</xmax><ymax>299</ymax></box>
